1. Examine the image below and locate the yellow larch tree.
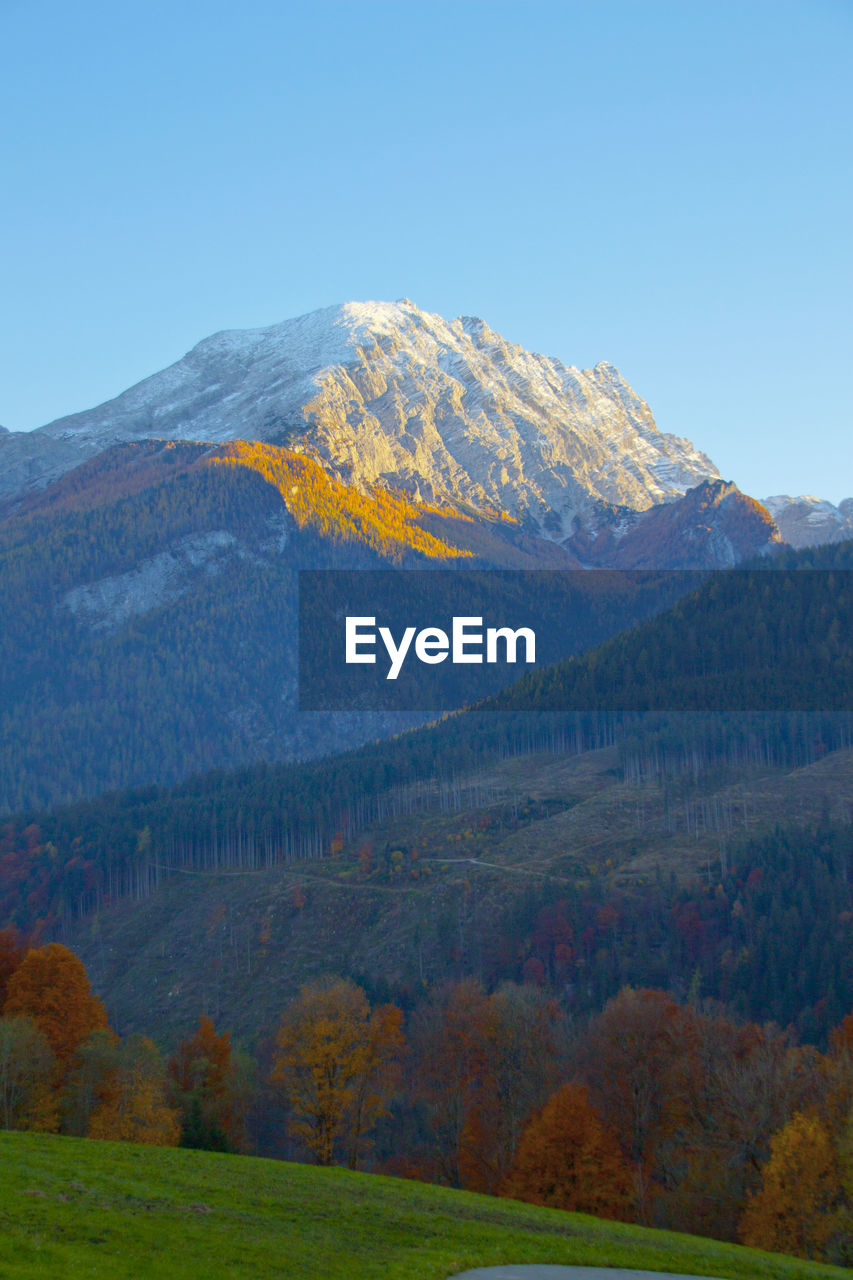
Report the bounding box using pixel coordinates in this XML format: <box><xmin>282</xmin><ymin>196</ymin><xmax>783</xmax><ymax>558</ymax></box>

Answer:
<box><xmin>271</xmin><ymin>976</ymin><xmax>404</xmax><ymax>1168</ymax></box>
<box><xmin>739</xmin><ymin>1110</ymin><xmax>839</xmax><ymax>1259</ymax></box>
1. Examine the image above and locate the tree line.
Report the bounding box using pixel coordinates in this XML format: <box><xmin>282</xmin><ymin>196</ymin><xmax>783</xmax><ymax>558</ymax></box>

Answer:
<box><xmin>1</xmin><ymin>933</ymin><xmax>851</xmax><ymax>1264</ymax></box>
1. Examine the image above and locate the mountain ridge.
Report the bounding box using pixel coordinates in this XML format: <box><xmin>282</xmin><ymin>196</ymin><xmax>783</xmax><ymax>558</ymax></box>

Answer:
<box><xmin>763</xmin><ymin>494</ymin><xmax>853</xmax><ymax>548</ymax></box>
<box><xmin>1</xmin><ymin>299</ymin><xmax>721</xmax><ymax>538</ymax></box>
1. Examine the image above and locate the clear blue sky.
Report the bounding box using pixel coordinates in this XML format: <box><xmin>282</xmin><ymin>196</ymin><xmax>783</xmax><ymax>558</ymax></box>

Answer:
<box><xmin>1</xmin><ymin>0</ymin><xmax>851</xmax><ymax>502</ymax></box>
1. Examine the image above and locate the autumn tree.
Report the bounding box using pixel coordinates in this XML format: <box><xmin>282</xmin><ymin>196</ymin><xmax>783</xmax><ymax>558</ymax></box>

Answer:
<box><xmin>88</xmin><ymin>1035</ymin><xmax>180</xmax><ymax>1146</ymax></box>
<box><xmin>576</xmin><ymin>984</ymin><xmax>827</xmax><ymax>1236</ymax></box>
<box><xmin>578</xmin><ymin>986</ymin><xmax>684</xmax><ymax>1217</ymax></box>
<box><xmin>830</xmin><ymin>1013</ymin><xmax>853</xmax><ymax>1059</ymax></box>
<box><xmin>62</xmin><ymin>1028</ymin><xmax>120</xmax><ymax>1136</ymax></box>
<box><xmin>739</xmin><ymin>1111</ymin><xmax>839</xmax><ymax>1259</ymax></box>
<box><xmin>0</xmin><ymin>927</ymin><xmax>25</xmax><ymax>1008</ymax></box>
<box><xmin>409</xmin><ymin>979</ymin><xmax>493</xmax><ymax>1187</ymax></box>
<box><xmin>409</xmin><ymin>982</ymin><xmax>569</xmax><ymax>1193</ymax></box>
<box><xmin>3</xmin><ymin>943</ymin><xmax>108</xmax><ymax>1076</ymax></box>
<box><xmin>691</xmin><ymin>1022</ymin><xmax>823</xmax><ymax>1239</ymax></box>
<box><xmin>168</xmin><ymin>1015</ymin><xmax>246</xmax><ymax>1152</ymax></box>
<box><xmin>648</xmin><ymin>1009</ymin><xmax>819</xmax><ymax>1240</ymax></box>
<box><xmin>0</xmin><ymin>1015</ymin><xmax>57</xmax><ymax>1132</ymax></box>
<box><xmin>641</xmin><ymin>1005</ymin><xmax>748</xmax><ymax>1238</ymax></box>
<box><xmin>832</xmin><ymin>1107</ymin><xmax>853</xmax><ymax>1265</ymax></box>
<box><xmin>824</xmin><ymin>1012</ymin><xmax>853</xmax><ymax>1134</ymax></box>
<box><xmin>501</xmin><ymin>1082</ymin><xmax>633</xmax><ymax>1219</ymax></box>
<box><xmin>459</xmin><ymin>983</ymin><xmax>567</xmax><ymax>1194</ymax></box>
<box><xmin>271</xmin><ymin>976</ymin><xmax>404</xmax><ymax>1168</ymax></box>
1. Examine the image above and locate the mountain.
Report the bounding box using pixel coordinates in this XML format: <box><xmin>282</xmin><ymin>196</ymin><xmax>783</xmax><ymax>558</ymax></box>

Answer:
<box><xmin>1</xmin><ymin>300</ymin><xmax>720</xmax><ymax>540</ymax></box>
<box><xmin>565</xmin><ymin>478</ymin><xmax>780</xmax><ymax>568</ymax></box>
<box><xmin>0</xmin><ymin>433</ymin><xmax>783</xmax><ymax>812</ymax></box>
<box><xmin>492</xmin><ymin>548</ymin><xmax>853</xmax><ymax>712</ymax></box>
<box><xmin>64</xmin><ymin>742</ymin><xmax>853</xmax><ymax>1050</ymax></box>
<box><xmin>763</xmin><ymin>494</ymin><xmax>853</xmax><ymax>549</ymax></box>
<box><xmin>0</xmin><ymin>300</ymin><xmax>790</xmax><ymax>811</ymax></box>
<box><xmin>0</xmin><ymin>437</ymin><xmax>601</xmax><ymax>813</ymax></box>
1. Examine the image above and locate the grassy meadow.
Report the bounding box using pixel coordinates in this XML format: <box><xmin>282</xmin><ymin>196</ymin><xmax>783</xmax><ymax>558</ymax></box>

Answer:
<box><xmin>0</xmin><ymin>1131</ymin><xmax>845</xmax><ymax>1280</ymax></box>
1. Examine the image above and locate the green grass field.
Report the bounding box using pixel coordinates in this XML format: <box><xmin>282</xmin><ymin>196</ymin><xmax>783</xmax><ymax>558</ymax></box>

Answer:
<box><xmin>0</xmin><ymin>1131</ymin><xmax>844</xmax><ymax>1279</ymax></box>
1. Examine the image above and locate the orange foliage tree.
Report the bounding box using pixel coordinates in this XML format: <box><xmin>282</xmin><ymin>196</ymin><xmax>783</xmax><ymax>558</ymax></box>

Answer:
<box><xmin>652</xmin><ymin>1008</ymin><xmax>822</xmax><ymax>1241</ymax></box>
<box><xmin>739</xmin><ymin>1110</ymin><xmax>840</xmax><ymax>1259</ymax></box>
<box><xmin>88</xmin><ymin>1035</ymin><xmax>180</xmax><ymax>1146</ymax></box>
<box><xmin>836</xmin><ymin>1108</ymin><xmax>853</xmax><ymax>1263</ymax></box>
<box><xmin>825</xmin><ymin>1012</ymin><xmax>853</xmax><ymax>1133</ymax></box>
<box><xmin>168</xmin><ymin>1015</ymin><xmax>244</xmax><ymax>1151</ymax></box>
<box><xmin>831</xmin><ymin>1013</ymin><xmax>853</xmax><ymax>1058</ymax></box>
<box><xmin>579</xmin><ymin>989</ymin><xmax>827</xmax><ymax>1239</ymax></box>
<box><xmin>271</xmin><ymin>976</ymin><xmax>405</xmax><ymax>1168</ymax></box>
<box><xmin>501</xmin><ymin>1082</ymin><xmax>633</xmax><ymax>1219</ymax></box>
<box><xmin>409</xmin><ymin>980</ymin><xmax>567</xmax><ymax>1193</ymax></box>
<box><xmin>3</xmin><ymin>943</ymin><xmax>107</xmax><ymax>1074</ymax></box>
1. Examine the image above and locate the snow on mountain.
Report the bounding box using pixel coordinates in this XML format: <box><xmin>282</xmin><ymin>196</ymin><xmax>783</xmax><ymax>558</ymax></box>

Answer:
<box><xmin>1</xmin><ymin>300</ymin><xmax>720</xmax><ymax>534</ymax></box>
<box><xmin>762</xmin><ymin>495</ymin><xmax>853</xmax><ymax>548</ymax></box>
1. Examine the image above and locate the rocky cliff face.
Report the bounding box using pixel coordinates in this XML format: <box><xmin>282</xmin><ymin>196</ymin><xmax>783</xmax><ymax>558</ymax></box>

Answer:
<box><xmin>568</xmin><ymin>480</ymin><xmax>782</xmax><ymax>569</ymax></box>
<box><xmin>1</xmin><ymin>300</ymin><xmax>720</xmax><ymax>536</ymax></box>
<box><xmin>762</xmin><ymin>495</ymin><xmax>853</xmax><ymax>549</ymax></box>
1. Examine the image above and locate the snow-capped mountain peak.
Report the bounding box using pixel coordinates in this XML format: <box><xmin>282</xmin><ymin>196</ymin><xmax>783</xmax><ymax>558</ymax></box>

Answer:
<box><xmin>2</xmin><ymin>299</ymin><xmax>721</xmax><ymax>533</ymax></box>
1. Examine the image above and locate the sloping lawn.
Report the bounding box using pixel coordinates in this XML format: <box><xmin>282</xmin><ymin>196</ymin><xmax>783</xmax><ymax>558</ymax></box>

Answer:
<box><xmin>0</xmin><ymin>1132</ymin><xmax>842</xmax><ymax>1279</ymax></box>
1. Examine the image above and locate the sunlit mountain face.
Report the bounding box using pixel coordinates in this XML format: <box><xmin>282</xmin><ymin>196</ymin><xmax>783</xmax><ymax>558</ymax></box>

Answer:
<box><xmin>0</xmin><ymin>300</ymin><xmax>789</xmax><ymax>812</ymax></box>
<box><xmin>2</xmin><ymin>299</ymin><xmax>720</xmax><ymax>532</ymax></box>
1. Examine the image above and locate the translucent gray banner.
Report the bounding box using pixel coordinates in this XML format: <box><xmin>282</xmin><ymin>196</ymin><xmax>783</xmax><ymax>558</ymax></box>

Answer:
<box><xmin>297</xmin><ymin>568</ymin><xmax>853</xmax><ymax>713</ymax></box>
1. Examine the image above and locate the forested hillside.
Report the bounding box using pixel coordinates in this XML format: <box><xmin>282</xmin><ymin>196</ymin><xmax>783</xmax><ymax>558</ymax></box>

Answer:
<box><xmin>1</xmin><ymin>540</ymin><xmax>851</xmax><ymax>1050</ymax></box>
<box><xmin>493</xmin><ymin>543</ymin><xmax>853</xmax><ymax>710</ymax></box>
<box><xmin>1</xmin><ymin>439</ymin><xmax>591</xmax><ymax>812</ymax></box>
